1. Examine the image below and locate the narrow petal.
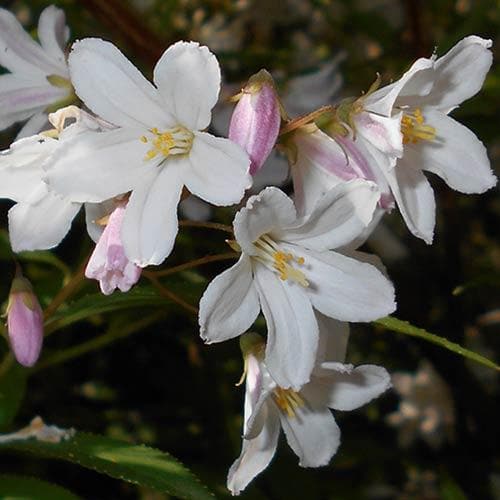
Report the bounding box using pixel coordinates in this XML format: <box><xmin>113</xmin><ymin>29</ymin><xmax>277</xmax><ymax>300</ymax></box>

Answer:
<box><xmin>37</xmin><ymin>6</ymin><xmax>70</xmax><ymax>70</ymax></box>
<box><xmin>45</xmin><ymin>127</ymin><xmax>150</xmax><ymax>203</ymax></box>
<box><xmin>8</xmin><ymin>194</ymin><xmax>81</xmax><ymax>252</ymax></box>
<box><xmin>233</xmin><ymin>187</ymin><xmax>297</xmax><ymax>256</ymax></box>
<box><xmin>183</xmin><ymin>132</ymin><xmax>252</xmax><ymax>206</ymax></box>
<box><xmin>69</xmin><ymin>38</ymin><xmax>170</xmax><ymax>129</ymax></box>
<box><xmin>416</xmin><ymin>110</ymin><xmax>496</xmax><ymax>193</ymax></box>
<box><xmin>279</xmin><ymin>398</ymin><xmax>340</xmax><ymax>467</ymax></box>
<box><xmin>384</xmin><ymin>161</ymin><xmax>436</xmax><ymax>244</ymax></box>
<box><xmin>294</xmin><ymin>245</ymin><xmax>396</xmax><ymax>322</ymax></box>
<box><xmin>154</xmin><ymin>41</ymin><xmax>221</xmax><ymax>131</ymax></box>
<box><xmin>121</xmin><ymin>161</ymin><xmax>184</xmax><ymax>266</ymax></box>
<box><xmin>254</xmin><ymin>265</ymin><xmax>318</xmax><ymax>390</ymax></box>
<box><xmin>84</xmin><ymin>200</ymin><xmax>116</xmax><ymax>243</ymax></box>
<box><xmin>315</xmin><ymin>313</ymin><xmax>350</xmax><ymax>365</ymax></box>
<box><xmin>16</xmin><ymin>112</ymin><xmax>49</xmax><ymax>139</ymax></box>
<box><xmin>355</xmin><ymin>111</ymin><xmax>403</xmax><ymax>157</ymax></box>
<box><xmin>277</xmin><ymin>179</ymin><xmax>380</xmax><ymax>251</ymax></box>
<box><xmin>227</xmin><ymin>405</ymin><xmax>280</xmax><ymax>496</ymax></box>
<box><xmin>199</xmin><ymin>254</ymin><xmax>260</xmax><ymax>344</ymax></box>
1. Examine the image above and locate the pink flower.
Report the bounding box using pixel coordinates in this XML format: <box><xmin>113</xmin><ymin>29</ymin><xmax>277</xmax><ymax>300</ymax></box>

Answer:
<box><xmin>85</xmin><ymin>202</ymin><xmax>142</xmax><ymax>295</ymax></box>
<box><xmin>6</xmin><ymin>272</ymin><xmax>44</xmax><ymax>367</ymax></box>
<box><xmin>229</xmin><ymin>70</ymin><xmax>281</xmax><ymax>176</ymax></box>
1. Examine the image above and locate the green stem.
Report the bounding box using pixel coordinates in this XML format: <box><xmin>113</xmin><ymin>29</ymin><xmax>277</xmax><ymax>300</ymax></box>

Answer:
<box><xmin>179</xmin><ymin>220</ymin><xmax>233</xmax><ymax>234</ymax></box>
<box><xmin>153</xmin><ymin>252</ymin><xmax>238</xmax><ymax>277</ymax></box>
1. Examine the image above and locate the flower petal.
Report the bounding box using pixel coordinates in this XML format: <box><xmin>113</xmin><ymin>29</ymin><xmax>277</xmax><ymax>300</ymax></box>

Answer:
<box><xmin>294</xmin><ymin>245</ymin><xmax>396</xmax><ymax>322</ymax></box>
<box><xmin>384</xmin><ymin>161</ymin><xmax>436</xmax><ymax>244</ymax></box>
<box><xmin>416</xmin><ymin>110</ymin><xmax>496</xmax><ymax>193</ymax></box>
<box><xmin>227</xmin><ymin>404</ymin><xmax>280</xmax><ymax>496</ymax></box>
<box><xmin>199</xmin><ymin>254</ymin><xmax>260</xmax><ymax>344</ymax></box>
<box><xmin>153</xmin><ymin>41</ymin><xmax>221</xmax><ymax>131</ymax></box>
<box><xmin>254</xmin><ymin>265</ymin><xmax>318</xmax><ymax>390</ymax></box>
<box><xmin>315</xmin><ymin>313</ymin><xmax>350</xmax><ymax>365</ymax></box>
<box><xmin>37</xmin><ymin>5</ymin><xmax>70</xmax><ymax>71</ymax></box>
<box><xmin>121</xmin><ymin>160</ymin><xmax>183</xmax><ymax>266</ymax></box>
<box><xmin>16</xmin><ymin>112</ymin><xmax>49</xmax><ymax>139</ymax></box>
<box><xmin>355</xmin><ymin>111</ymin><xmax>403</xmax><ymax>157</ymax></box>
<box><xmin>279</xmin><ymin>396</ymin><xmax>340</xmax><ymax>467</ymax></box>
<box><xmin>277</xmin><ymin>179</ymin><xmax>380</xmax><ymax>251</ymax></box>
<box><xmin>69</xmin><ymin>38</ymin><xmax>169</xmax><ymax>129</ymax></box>
<box><xmin>183</xmin><ymin>132</ymin><xmax>252</xmax><ymax>206</ymax></box>
<box><xmin>234</xmin><ymin>187</ymin><xmax>297</xmax><ymax>256</ymax></box>
<box><xmin>84</xmin><ymin>200</ymin><xmax>116</xmax><ymax>243</ymax></box>
<box><xmin>8</xmin><ymin>193</ymin><xmax>81</xmax><ymax>252</ymax></box>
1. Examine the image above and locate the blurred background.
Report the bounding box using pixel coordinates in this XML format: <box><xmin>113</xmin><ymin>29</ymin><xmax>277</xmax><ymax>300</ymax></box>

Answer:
<box><xmin>0</xmin><ymin>0</ymin><xmax>499</xmax><ymax>498</ymax></box>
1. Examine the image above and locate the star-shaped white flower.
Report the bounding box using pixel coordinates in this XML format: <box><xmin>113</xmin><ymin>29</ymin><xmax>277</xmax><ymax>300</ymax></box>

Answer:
<box><xmin>199</xmin><ymin>182</ymin><xmax>396</xmax><ymax>389</ymax></box>
<box><xmin>0</xmin><ymin>6</ymin><xmax>74</xmax><ymax>137</ymax></box>
<box><xmin>45</xmin><ymin>39</ymin><xmax>252</xmax><ymax>267</ymax></box>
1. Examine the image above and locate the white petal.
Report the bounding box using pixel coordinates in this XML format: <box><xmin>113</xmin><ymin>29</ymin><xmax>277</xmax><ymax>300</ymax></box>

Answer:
<box><xmin>45</xmin><ymin>128</ymin><xmax>150</xmax><ymax>203</ymax></box>
<box><xmin>16</xmin><ymin>112</ymin><xmax>49</xmax><ymax>139</ymax></box>
<box><xmin>121</xmin><ymin>161</ymin><xmax>183</xmax><ymax>266</ymax></box>
<box><xmin>355</xmin><ymin>111</ymin><xmax>403</xmax><ymax>157</ymax></box>
<box><xmin>154</xmin><ymin>41</ymin><xmax>221</xmax><ymax>131</ymax></box>
<box><xmin>315</xmin><ymin>313</ymin><xmax>350</xmax><ymax>365</ymax></box>
<box><xmin>84</xmin><ymin>200</ymin><xmax>116</xmax><ymax>243</ymax></box>
<box><xmin>251</xmin><ymin>151</ymin><xmax>289</xmax><ymax>192</ymax></box>
<box><xmin>384</xmin><ymin>161</ymin><xmax>436</xmax><ymax>244</ymax></box>
<box><xmin>313</xmin><ymin>363</ymin><xmax>391</xmax><ymax>411</ymax></box>
<box><xmin>277</xmin><ymin>180</ymin><xmax>380</xmax><ymax>251</ymax></box>
<box><xmin>37</xmin><ymin>6</ymin><xmax>70</xmax><ymax>71</ymax></box>
<box><xmin>178</xmin><ymin>195</ymin><xmax>212</xmax><ymax>222</ymax></box>
<box><xmin>295</xmin><ymin>245</ymin><xmax>396</xmax><ymax>322</ymax></box>
<box><xmin>8</xmin><ymin>193</ymin><xmax>80</xmax><ymax>252</ymax></box>
<box><xmin>254</xmin><ymin>265</ymin><xmax>318</xmax><ymax>390</ymax></box>
<box><xmin>68</xmin><ymin>38</ymin><xmax>169</xmax><ymax>129</ymax></box>
<box><xmin>183</xmin><ymin>132</ymin><xmax>251</xmax><ymax>206</ymax></box>
<box><xmin>233</xmin><ymin>187</ymin><xmax>297</xmax><ymax>256</ymax></box>
<box><xmin>199</xmin><ymin>254</ymin><xmax>260</xmax><ymax>344</ymax></box>
<box><xmin>279</xmin><ymin>396</ymin><xmax>340</xmax><ymax>467</ymax></box>
<box><xmin>227</xmin><ymin>404</ymin><xmax>280</xmax><ymax>496</ymax></box>
<box><xmin>417</xmin><ymin>110</ymin><xmax>496</xmax><ymax>193</ymax></box>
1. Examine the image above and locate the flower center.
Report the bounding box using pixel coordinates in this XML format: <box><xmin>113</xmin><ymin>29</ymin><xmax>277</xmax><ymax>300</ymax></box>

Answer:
<box><xmin>272</xmin><ymin>387</ymin><xmax>304</xmax><ymax>417</ymax></box>
<box><xmin>400</xmin><ymin>108</ymin><xmax>436</xmax><ymax>144</ymax></box>
<box><xmin>141</xmin><ymin>126</ymin><xmax>194</xmax><ymax>160</ymax></box>
<box><xmin>254</xmin><ymin>234</ymin><xmax>309</xmax><ymax>287</ymax></box>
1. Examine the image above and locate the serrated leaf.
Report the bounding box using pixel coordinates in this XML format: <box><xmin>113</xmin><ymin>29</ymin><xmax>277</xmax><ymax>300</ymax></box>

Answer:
<box><xmin>0</xmin><ymin>474</ymin><xmax>81</xmax><ymax>499</ymax></box>
<box><xmin>0</xmin><ymin>355</ymin><xmax>28</xmax><ymax>430</ymax></box>
<box><xmin>374</xmin><ymin>316</ymin><xmax>500</xmax><ymax>371</ymax></box>
<box><xmin>0</xmin><ymin>431</ymin><xmax>215</xmax><ymax>499</ymax></box>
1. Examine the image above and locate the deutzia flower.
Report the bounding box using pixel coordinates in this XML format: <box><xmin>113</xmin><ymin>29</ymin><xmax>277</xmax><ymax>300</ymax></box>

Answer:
<box><xmin>0</xmin><ymin>5</ymin><xmax>75</xmax><ymax>137</ymax></box>
<box><xmin>45</xmin><ymin>39</ymin><xmax>252</xmax><ymax>267</ymax></box>
<box><xmin>199</xmin><ymin>182</ymin><xmax>396</xmax><ymax>389</ymax></box>
<box><xmin>227</xmin><ymin>330</ymin><xmax>391</xmax><ymax>495</ymax></box>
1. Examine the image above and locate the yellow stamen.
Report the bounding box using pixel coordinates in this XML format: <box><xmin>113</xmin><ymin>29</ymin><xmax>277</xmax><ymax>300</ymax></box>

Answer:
<box><xmin>401</xmin><ymin>108</ymin><xmax>436</xmax><ymax>144</ymax></box>
<box><xmin>141</xmin><ymin>126</ymin><xmax>193</xmax><ymax>161</ymax></box>
<box><xmin>273</xmin><ymin>387</ymin><xmax>305</xmax><ymax>417</ymax></box>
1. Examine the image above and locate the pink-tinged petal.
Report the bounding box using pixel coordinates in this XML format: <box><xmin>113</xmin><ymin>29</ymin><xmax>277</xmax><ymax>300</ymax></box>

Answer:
<box><xmin>154</xmin><ymin>41</ymin><xmax>220</xmax><ymax>131</ymax></box>
<box><xmin>121</xmin><ymin>160</ymin><xmax>184</xmax><ymax>266</ymax></box>
<box><xmin>416</xmin><ymin>110</ymin><xmax>496</xmax><ymax>194</ymax></box>
<box><xmin>85</xmin><ymin>202</ymin><xmax>142</xmax><ymax>295</ymax></box>
<box><xmin>233</xmin><ymin>187</ymin><xmax>297</xmax><ymax>256</ymax></box>
<box><xmin>183</xmin><ymin>132</ymin><xmax>252</xmax><ymax>206</ymax></box>
<box><xmin>69</xmin><ymin>38</ymin><xmax>170</xmax><ymax>129</ymax></box>
<box><xmin>7</xmin><ymin>274</ymin><xmax>44</xmax><ymax>367</ymax></box>
<box><xmin>16</xmin><ymin>112</ymin><xmax>49</xmax><ymax>139</ymax></box>
<box><xmin>227</xmin><ymin>403</ymin><xmax>280</xmax><ymax>496</ymax></box>
<box><xmin>84</xmin><ymin>200</ymin><xmax>117</xmax><ymax>243</ymax></box>
<box><xmin>199</xmin><ymin>254</ymin><xmax>260</xmax><ymax>344</ymax></box>
<box><xmin>37</xmin><ymin>6</ymin><xmax>70</xmax><ymax>73</ymax></box>
<box><xmin>229</xmin><ymin>78</ymin><xmax>281</xmax><ymax>175</ymax></box>
<box><xmin>354</xmin><ymin>111</ymin><xmax>403</xmax><ymax>157</ymax></box>
<box><xmin>254</xmin><ymin>265</ymin><xmax>318</xmax><ymax>390</ymax></box>
<box><xmin>384</xmin><ymin>161</ymin><xmax>436</xmax><ymax>244</ymax></box>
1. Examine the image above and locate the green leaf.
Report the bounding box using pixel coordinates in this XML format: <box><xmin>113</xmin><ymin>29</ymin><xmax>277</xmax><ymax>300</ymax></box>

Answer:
<box><xmin>0</xmin><ymin>474</ymin><xmax>81</xmax><ymax>500</ymax></box>
<box><xmin>374</xmin><ymin>316</ymin><xmax>500</xmax><ymax>371</ymax></box>
<box><xmin>0</xmin><ymin>431</ymin><xmax>215</xmax><ymax>500</ymax></box>
<box><xmin>440</xmin><ymin>474</ymin><xmax>468</xmax><ymax>500</ymax></box>
<box><xmin>0</xmin><ymin>355</ymin><xmax>28</xmax><ymax>430</ymax></box>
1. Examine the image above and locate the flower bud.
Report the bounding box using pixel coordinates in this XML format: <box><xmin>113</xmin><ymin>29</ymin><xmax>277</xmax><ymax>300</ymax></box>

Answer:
<box><xmin>229</xmin><ymin>70</ymin><xmax>281</xmax><ymax>176</ymax></box>
<box><xmin>85</xmin><ymin>202</ymin><xmax>142</xmax><ymax>295</ymax></box>
<box><xmin>6</xmin><ymin>273</ymin><xmax>44</xmax><ymax>367</ymax></box>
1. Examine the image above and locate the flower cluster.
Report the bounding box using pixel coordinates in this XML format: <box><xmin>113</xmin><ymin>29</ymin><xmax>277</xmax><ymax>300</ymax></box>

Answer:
<box><xmin>0</xmin><ymin>5</ymin><xmax>495</xmax><ymax>495</ymax></box>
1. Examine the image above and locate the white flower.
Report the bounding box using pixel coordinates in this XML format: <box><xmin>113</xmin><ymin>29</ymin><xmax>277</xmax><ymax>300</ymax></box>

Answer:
<box><xmin>353</xmin><ymin>35</ymin><xmax>496</xmax><ymax>243</ymax></box>
<box><xmin>45</xmin><ymin>39</ymin><xmax>252</xmax><ymax>267</ymax></box>
<box><xmin>199</xmin><ymin>182</ymin><xmax>396</xmax><ymax>389</ymax></box>
<box><xmin>227</xmin><ymin>329</ymin><xmax>391</xmax><ymax>495</ymax></box>
<box><xmin>0</xmin><ymin>6</ymin><xmax>74</xmax><ymax>137</ymax></box>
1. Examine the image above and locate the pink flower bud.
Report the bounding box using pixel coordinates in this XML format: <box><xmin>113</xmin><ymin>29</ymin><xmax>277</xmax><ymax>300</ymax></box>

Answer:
<box><xmin>85</xmin><ymin>202</ymin><xmax>141</xmax><ymax>295</ymax></box>
<box><xmin>229</xmin><ymin>70</ymin><xmax>281</xmax><ymax>176</ymax></box>
<box><xmin>6</xmin><ymin>274</ymin><xmax>44</xmax><ymax>367</ymax></box>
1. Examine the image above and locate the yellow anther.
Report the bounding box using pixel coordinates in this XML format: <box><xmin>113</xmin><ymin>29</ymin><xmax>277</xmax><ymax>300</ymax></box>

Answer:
<box><xmin>401</xmin><ymin>108</ymin><xmax>436</xmax><ymax>144</ymax></box>
<box><xmin>140</xmin><ymin>126</ymin><xmax>194</xmax><ymax>161</ymax></box>
<box><xmin>273</xmin><ymin>387</ymin><xmax>305</xmax><ymax>417</ymax></box>
<box><xmin>140</xmin><ymin>136</ymin><xmax>148</xmax><ymax>143</ymax></box>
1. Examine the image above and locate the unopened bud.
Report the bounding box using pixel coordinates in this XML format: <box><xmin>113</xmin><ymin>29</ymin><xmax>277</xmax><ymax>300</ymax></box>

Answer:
<box><xmin>229</xmin><ymin>70</ymin><xmax>281</xmax><ymax>176</ymax></box>
<box><xmin>6</xmin><ymin>273</ymin><xmax>44</xmax><ymax>367</ymax></box>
